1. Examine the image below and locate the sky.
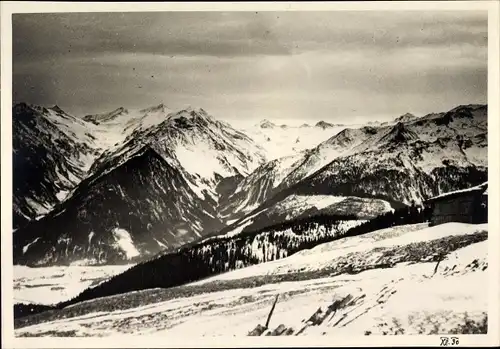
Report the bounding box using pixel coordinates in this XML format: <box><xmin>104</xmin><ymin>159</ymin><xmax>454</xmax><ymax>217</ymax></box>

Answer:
<box><xmin>13</xmin><ymin>11</ymin><xmax>487</xmax><ymax>125</ymax></box>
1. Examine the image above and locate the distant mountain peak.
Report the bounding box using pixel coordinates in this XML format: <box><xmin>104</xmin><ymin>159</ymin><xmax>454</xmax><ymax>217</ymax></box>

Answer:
<box><xmin>13</xmin><ymin>102</ymin><xmax>34</xmax><ymax>114</ymax></box>
<box><xmin>322</xmin><ymin>127</ymin><xmax>362</xmax><ymax>148</ymax></box>
<box><xmin>401</xmin><ymin>112</ymin><xmax>415</xmax><ymax>118</ymax></box>
<box><xmin>300</xmin><ymin>123</ymin><xmax>311</xmax><ymax>128</ymax></box>
<box><xmin>50</xmin><ymin>105</ymin><xmax>66</xmax><ymax>114</ymax></box>
<box><xmin>447</xmin><ymin>104</ymin><xmax>486</xmax><ymax>120</ymax></box>
<box><xmin>450</xmin><ymin>104</ymin><xmax>486</xmax><ymax>112</ymax></box>
<box><xmin>83</xmin><ymin>107</ymin><xmax>129</xmax><ymax>125</ymax></box>
<box><xmin>394</xmin><ymin>112</ymin><xmax>417</xmax><ymax>123</ymax></box>
<box><xmin>171</xmin><ymin>107</ymin><xmax>214</xmax><ymax>122</ymax></box>
<box><xmin>379</xmin><ymin>121</ymin><xmax>418</xmax><ymax>145</ymax></box>
<box><xmin>112</xmin><ymin>106</ymin><xmax>128</xmax><ymax>114</ymax></box>
<box><xmin>140</xmin><ymin>103</ymin><xmax>168</xmax><ymax>114</ymax></box>
<box><xmin>259</xmin><ymin>119</ymin><xmax>276</xmax><ymax>129</ymax></box>
<box><xmin>315</xmin><ymin>121</ymin><xmax>335</xmax><ymax>129</ymax></box>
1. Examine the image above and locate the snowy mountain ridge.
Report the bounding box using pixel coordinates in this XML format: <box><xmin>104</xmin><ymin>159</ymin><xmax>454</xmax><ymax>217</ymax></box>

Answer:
<box><xmin>12</xmin><ymin>102</ymin><xmax>487</xmax><ymax>266</ymax></box>
<box><xmin>13</xmin><ymin>104</ymin><xmax>267</xmax><ymax>266</ymax></box>
<box><xmin>88</xmin><ymin>107</ymin><xmax>266</xmax><ymax>202</ymax></box>
<box><xmin>12</xmin><ymin>103</ymin><xmax>101</xmax><ymax>228</ymax></box>
<box><xmin>217</xmin><ymin>104</ymin><xmax>487</xmax><ymax>236</ymax></box>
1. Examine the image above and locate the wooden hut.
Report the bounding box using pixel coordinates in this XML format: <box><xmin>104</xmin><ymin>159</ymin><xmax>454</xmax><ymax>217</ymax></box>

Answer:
<box><xmin>425</xmin><ymin>182</ymin><xmax>488</xmax><ymax>226</ymax></box>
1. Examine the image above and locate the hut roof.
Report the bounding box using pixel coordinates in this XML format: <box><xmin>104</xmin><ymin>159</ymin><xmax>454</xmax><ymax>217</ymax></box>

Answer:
<box><xmin>426</xmin><ymin>182</ymin><xmax>488</xmax><ymax>203</ymax></box>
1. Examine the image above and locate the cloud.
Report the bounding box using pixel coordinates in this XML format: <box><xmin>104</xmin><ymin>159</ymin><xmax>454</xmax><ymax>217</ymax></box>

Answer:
<box><xmin>13</xmin><ymin>11</ymin><xmax>487</xmax><ymax>59</ymax></box>
<box><xmin>12</xmin><ymin>11</ymin><xmax>487</xmax><ymax>123</ymax></box>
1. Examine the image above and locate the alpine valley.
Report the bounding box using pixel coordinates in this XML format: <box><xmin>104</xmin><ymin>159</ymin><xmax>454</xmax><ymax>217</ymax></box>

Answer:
<box><xmin>12</xmin><ymin>103</ymin><xmax>487</xmax><ymax>268</ymax></box>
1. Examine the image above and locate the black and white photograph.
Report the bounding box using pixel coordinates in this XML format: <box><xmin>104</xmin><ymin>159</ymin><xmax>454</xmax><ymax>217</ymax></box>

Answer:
<box><xmin>1</xmin><ymin>1</ymin><xmax>499</xmax><ymax>346</ymax></box>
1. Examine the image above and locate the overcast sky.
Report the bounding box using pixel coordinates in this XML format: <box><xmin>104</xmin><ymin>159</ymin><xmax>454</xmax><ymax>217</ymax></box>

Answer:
<box><xmin>13</xmin><ymin>11</ymin><xmax>487</xmax><ymax>125</ymax></box>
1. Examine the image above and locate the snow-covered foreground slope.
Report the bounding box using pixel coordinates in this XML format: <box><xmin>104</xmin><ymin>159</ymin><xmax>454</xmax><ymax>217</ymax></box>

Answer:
<box><xmin>15</xmin><ymin>223</ymin><xmax>489</xmax><ymax>337</ymax></box>
<box><xmin>14</xmin><ymin>265</ymin><xmax>134</xmax><ymax>305</ymax></box>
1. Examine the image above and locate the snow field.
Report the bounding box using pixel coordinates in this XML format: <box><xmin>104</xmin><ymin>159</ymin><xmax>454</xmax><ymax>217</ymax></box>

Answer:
<box><xmin>14</xmin><ymin>265</ymin><xmax>134</xmax><ymax>305</ymax></box>
<box><xmin>14</xmin><ymin>222</ymin><xmax>489</xmax><ymax>336</ymax></box>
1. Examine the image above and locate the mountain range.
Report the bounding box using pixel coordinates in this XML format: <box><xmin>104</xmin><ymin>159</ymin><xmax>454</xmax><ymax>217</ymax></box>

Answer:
<box><xmin>12</xmin><ymin>103</ymin><xmax>488</xmax><ymax>266</ymax></box>
<box><xmin>215</xmin><ymin>105</ymin><xmax>487</xmax><ymax>237</ymax></box>
<box><xmin>13</xmin><ymin>105</ymin><xmax>265</xmax><ymax>265</ymax></box>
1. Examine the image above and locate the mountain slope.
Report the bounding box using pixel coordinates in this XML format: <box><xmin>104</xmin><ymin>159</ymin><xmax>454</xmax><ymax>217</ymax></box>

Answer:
<box><xmin>217</xmin><ymin>126</ymin><xmax>373</xmax><ymax>220</ymax></box>
<box><xmin>237</xmin><ymin>121</ymin><xmax>345</xmax><ymax>162</ymax></box>
<box><xmin>220</xmin><ymin>105</ymin><xmax>487</xmax><ymax>224</ymax></box>
<box><xmin>296</xmin><ymin>105</ymin><xmax>487</xmax><ymax>205</ymax></box>
<box><xmin>12</xmin><ymin>103</ymin><xmax>487</xmax><ymax>266</ymax></box>
<box><xmin>217</xmin><ymin>153</ymin><xmax>306</xmax><ymax>220</ymax></box>
<box><xmin>214</xmin><ymin>105</ymin><xmax>487</xmax><ymax>239</ymax></box>
<box><xmin>11</xmin><ymin>102</ymin><xmax>176</xmax><ymax>228</ymax></box>
<box><xmin>89</xmin><ymin>107</ymin><xmax>266</xmax><ymax>203</ymax></box>
<box><xmin>12</xmin><ymin>103</ymin><xmax>100</xmax><ymax>228</ymax></box>
<box><xmin>13</xmin><ymin>146</ymin><xmax>224</xmax><ymax>266</ymax></box>
<box><xmin>394</xmin><ymin>112</ymin><xmax>417</xmax><ymax>123</ymax></box>
<box><xmin>14</xmin><ymin>107</ymin><xmax>266</xmax><ymax>266</ymax></box>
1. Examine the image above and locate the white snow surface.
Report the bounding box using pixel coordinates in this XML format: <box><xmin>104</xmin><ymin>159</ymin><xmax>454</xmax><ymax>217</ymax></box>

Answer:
<box><xmin>112</xmin><ymin>228</ymin><xmax>140</xmax><ymax>259</ymax></box>
<box><xmin>14</xmin><ymin>265</ymin><xmax>134</xmax><ymax>305</ymax></box>
<box><xmin>271</xmin><ymin>194</ymin><xmax>347</xmax><ymax>219</ymax></box>
<box><xmin>240</xmin><ymin>124</ymin><xmax>347</xmax><ymax>161</ymax></box>
<box><xmin>14</xmin><ymin>222</ymin><xmax>488</xmax><ymax>337</ymax></box>
<box><xmin>221</xmin><ymin>211</ymin><xmax>264</xmax><ymax>238</ymax></box>
<box><xmin>428</xmin><ymin>182</ymin><xmax>488</xmax><ymax>201</ymax></box>
<box><xmin>200</xmin><ymin>222</ymin><xmax>486</xmax><ymax>282</ymax></box>
<box><xmin>175</xmin><ymin>142</ymin><xmax>231</xmax><ymax>180</ymax></box>
<box><xmin>22</xmin><ymin>238</ymin><xmax>41</xmax><ymax>254</ymax></box>
<box><xmin>222</xmin><ymin>194</ymin><xmax>390</xmax><ymax>239</ymax></box>
<box><xmin>55</xmin><ymin>190</ymin><xmax>70</xmax><ymax>202</ymax></box>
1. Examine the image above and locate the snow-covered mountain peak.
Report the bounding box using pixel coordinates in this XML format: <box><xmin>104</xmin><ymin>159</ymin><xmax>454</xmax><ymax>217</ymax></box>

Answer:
<box><xmin>447</xmin><ymin>104</ymin><xmax>485</xmax><ymax>120</ymax></box>
<box><xmin>378</xmin><ymin>122</ymin><xmax>419</xmax><ymax>145</ymax></box>
<box><xmin>12</xmin><ymin>102</ymin><xmax>101</xmax><ymax>227</ymax></box>
<box><xmin>177</xmin><ymin>106</ymin><xmax>210</xmax><ymax>116</ymax></box>
<box><xmin>394</xmin><ymin>112</ymin><xmax>416</xmax><ymax>123</ymax></box>
<box><xmin>14</xmin><ymin>102</ymin><xmax>49</xmax><ymax>117</ymax></box>
<box><xmin>13</xmin><ymin>102</ymin><xmax>269</xmax><ymax>265</ymax></box>
<box><xmin>220</xmin><ymin>104</ymin><xmax>488</xmax><ymax>220</ymax></box>
<box><xmin>450</xmin><ymin>104</ymin><xmax>486</xmax><ymax>113</ymax></box>
<box><xmin>83</xmin><ymin>107</ymin><xmax>129</xmax><ymax>125</ymax></box>
<box><xmin>163</xmin><ymin>108</ymin><xmax>218</xmax><ymax>130</ymax></box>
<box><xmin>87</xmin><ymin>105</ymin><xmax>267</xmax><ymax>204</ymax></box>
<box><xmin>322</xmin><ymin>127</ymin><xmax>364</xmax><ymax>147</ymax></box>
<box><xmin>50</xmin><ymin>105</ymin><xmax>66</xmax><ymax>114</ymax></box>
<box><xmin>139</xmin><ymin>103</ymin><xmax>168</xmax><ymax>114</ymax></box>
